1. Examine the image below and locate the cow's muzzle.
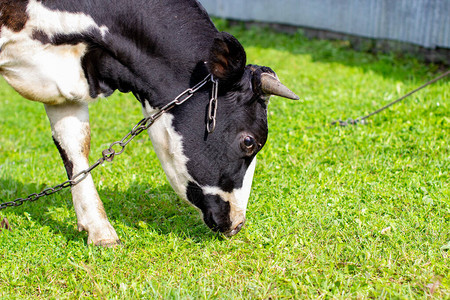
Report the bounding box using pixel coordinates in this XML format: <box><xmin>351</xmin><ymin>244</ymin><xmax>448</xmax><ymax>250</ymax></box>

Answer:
<box><xmin>225</xmin><ymin>220</ymin><xmax>245</xmax><ymax>237</ymax></box>
<box><xmin>203</xmin><ymin>209</ymin><xmax>245</xmax><ymax>237</ymax></box>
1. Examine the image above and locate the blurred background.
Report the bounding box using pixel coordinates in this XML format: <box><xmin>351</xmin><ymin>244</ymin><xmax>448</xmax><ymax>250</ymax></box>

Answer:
<box><xmin>199</xmin><ymin>0</ymin><xmax>450</xmax><ymax>65</ymax></box>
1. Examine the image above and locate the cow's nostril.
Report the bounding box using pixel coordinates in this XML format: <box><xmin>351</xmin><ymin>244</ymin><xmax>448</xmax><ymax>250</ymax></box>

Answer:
<box><xmin>226</xmin><ymin>221</ymin><xmax>245</xmax><ymax>237</ymax></box>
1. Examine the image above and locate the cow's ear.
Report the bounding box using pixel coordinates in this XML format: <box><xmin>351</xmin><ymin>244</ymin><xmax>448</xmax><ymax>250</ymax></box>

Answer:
<box><xmin>207</xmin><ymin>32</ymin><xmax>246</xmax><ymax>84</ymax></box>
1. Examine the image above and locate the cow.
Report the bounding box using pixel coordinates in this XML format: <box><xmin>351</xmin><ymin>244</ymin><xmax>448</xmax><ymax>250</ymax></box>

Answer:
<box><xmin>0</xmin><ymin>0</ymin><xmax>299</xmax><ymax>246</ymax></box>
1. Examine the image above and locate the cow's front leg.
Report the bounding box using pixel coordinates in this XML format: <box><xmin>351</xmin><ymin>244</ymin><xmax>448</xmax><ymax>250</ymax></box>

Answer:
<box><xmin>45</xmin><ymin>102</ymin><xmax>120</xmax><ymax>246</ymax></box>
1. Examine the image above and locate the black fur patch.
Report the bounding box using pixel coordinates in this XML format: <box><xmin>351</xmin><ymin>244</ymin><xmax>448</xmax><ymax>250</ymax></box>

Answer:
<box><xmin>172</xmin><ymin>66</ymin><xmax>268</xmax><ymax>194</ymax></box>
<box><xmin>186</xmin><ymin>182</ymin><xmax>231</xmax><ymax>232</ymax></box>
<box><xmin>52</xmin><ymin>137</ymin><xmax>74</xmax><ymax>179</ymax></box>
<box><xmin>31</xmin><ymin>30</ymin><xmax>51</xmax><ymax>44</ymax></box>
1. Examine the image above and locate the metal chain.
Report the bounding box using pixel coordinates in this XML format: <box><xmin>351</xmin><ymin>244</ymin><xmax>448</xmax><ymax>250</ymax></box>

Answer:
<box><xmin>331</xmin><ymin>69</ymin><xmax>450</xmax><ymax>126</ymax></box>
<box><xmin>0</xmin><ymin>74</ymin><xmax>213</xmax><ymax>211</ymax></box>
<box><xmin>207</xmin><ymin>76</ymin><xmax>219</xmax><ymax>133</ymax></box>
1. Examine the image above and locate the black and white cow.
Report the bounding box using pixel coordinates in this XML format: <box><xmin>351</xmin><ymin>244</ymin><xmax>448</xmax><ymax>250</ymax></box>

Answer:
<box><xmin>0</xmin><ymin>0</ymin><xmax>298</xmax><ymax>246</ymax></box>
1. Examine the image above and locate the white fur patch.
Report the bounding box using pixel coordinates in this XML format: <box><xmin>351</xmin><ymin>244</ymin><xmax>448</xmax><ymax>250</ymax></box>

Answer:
<box><xmin>0</xmin><ymin>0</ymin><xmax>108</xmax><ymax>104</ymax></box>
<box><xmin>233</xmin><ymin>157</ymin><xmax>256</xmax><ymax>211</ymax></box>
<box><xmin>142</xmin><ymin>103</ymin><xmax>194</xmax><ymax>199</ymax></box>
<box><xmin>202</xmin><ymin>158</ymin><xmax>256</xmax><ymax>228</ymax></box>
<box><xmin>26</xmin><ymin>0</ymin><xmax>108</xmax><ymax>39</ymax></box>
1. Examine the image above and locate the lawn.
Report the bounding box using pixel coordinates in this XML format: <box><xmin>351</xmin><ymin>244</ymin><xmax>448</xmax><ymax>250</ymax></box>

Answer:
<box><xmin>0</xmin><ymin>20</ymin><xmax>449</xmax><ymax>299</ymax></box>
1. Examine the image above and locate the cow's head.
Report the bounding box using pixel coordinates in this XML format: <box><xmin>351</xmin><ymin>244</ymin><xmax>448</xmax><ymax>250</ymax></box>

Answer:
<box><xmin>143</xmin><ymin>32</ymin><xmax>298</xmax><ymax>236</ymax></box>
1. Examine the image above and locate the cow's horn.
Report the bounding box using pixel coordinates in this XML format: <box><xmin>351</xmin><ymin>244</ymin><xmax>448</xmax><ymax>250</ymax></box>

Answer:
<box><xmin>261</xmin><ymin>73</ymin><xmax>299</xmax><ymax>100</ymax></box>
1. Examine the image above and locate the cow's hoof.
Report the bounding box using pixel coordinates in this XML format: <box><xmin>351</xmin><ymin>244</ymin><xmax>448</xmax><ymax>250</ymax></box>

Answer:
<box><xmin>84</xmin><ymin>223</ymin><xmax>121</xmax><ymax>247</ymax></box>
<box><xmin>93</xmin><ymin>239</ymin><xmax>122</xmax><ymax>248</ymax></box>
<box><xmin>87</xmin><ymin>235</ymin><xmax>122</xmax><ymax>247</ymax></box>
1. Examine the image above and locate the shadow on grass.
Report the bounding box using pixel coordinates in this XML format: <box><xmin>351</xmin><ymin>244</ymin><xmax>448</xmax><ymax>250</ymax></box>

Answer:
<box><xmin>99</xmin><ymin>182</ymin><xmax>216</xmax><ymax>241</ymax></box>
<box><xmin>0</xmin><ymin>177</ymin><xmax>217</xmax><ymax>245</ymax></box>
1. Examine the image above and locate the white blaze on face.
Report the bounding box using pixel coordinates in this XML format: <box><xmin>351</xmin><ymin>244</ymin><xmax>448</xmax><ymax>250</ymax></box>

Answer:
<box><xmin>234</xmin><ymin>157</ymin><xmax>257</xmax><ymax>212</ymax></box>
<box><xmin>0</xmin><ymin>0</ymin><xmax>109</xmax><ymax>104</ymax></box>
<box><xmin>202</xmin><ymin>157</ymin><xmax>257</xmax><ymax>228</ymax></box>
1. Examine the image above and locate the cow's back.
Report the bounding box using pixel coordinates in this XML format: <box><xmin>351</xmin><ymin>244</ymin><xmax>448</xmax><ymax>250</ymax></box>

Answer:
<box><xmin>0</xmin><ymin>0</ymin><xmax>216</xmax><ymax>105</ymax></box>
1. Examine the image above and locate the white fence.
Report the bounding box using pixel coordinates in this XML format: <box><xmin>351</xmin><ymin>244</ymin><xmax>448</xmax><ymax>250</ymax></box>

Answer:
<box><xmin>199</xmin><ymin>0</ymin><xmax>450</xmax><ymax>49</ymax></box>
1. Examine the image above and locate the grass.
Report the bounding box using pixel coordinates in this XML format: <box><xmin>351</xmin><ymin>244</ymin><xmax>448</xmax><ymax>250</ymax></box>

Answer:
<box><xmin>0</xmin><ymin>20</ymin><xmax>449</xmax><ymax>299</ymax></box>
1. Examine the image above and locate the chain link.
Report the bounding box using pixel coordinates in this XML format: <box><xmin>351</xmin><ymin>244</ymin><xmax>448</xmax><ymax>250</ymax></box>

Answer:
<box><xmin>0</xmin><ymin>74</ymin><xmax>213</xmax><ymax>211</ymax></box>
<box><xmin>207</xmin><ymin>76</ymin><xmax>219</xmax><ymax>133</ymax></box>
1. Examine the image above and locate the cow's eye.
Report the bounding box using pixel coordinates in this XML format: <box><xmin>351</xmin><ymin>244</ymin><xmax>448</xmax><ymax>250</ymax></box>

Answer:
<box><xmin>240</xmin><ymin>135</ymin><xmax>258</xmax><ymax>156</ymax></box>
